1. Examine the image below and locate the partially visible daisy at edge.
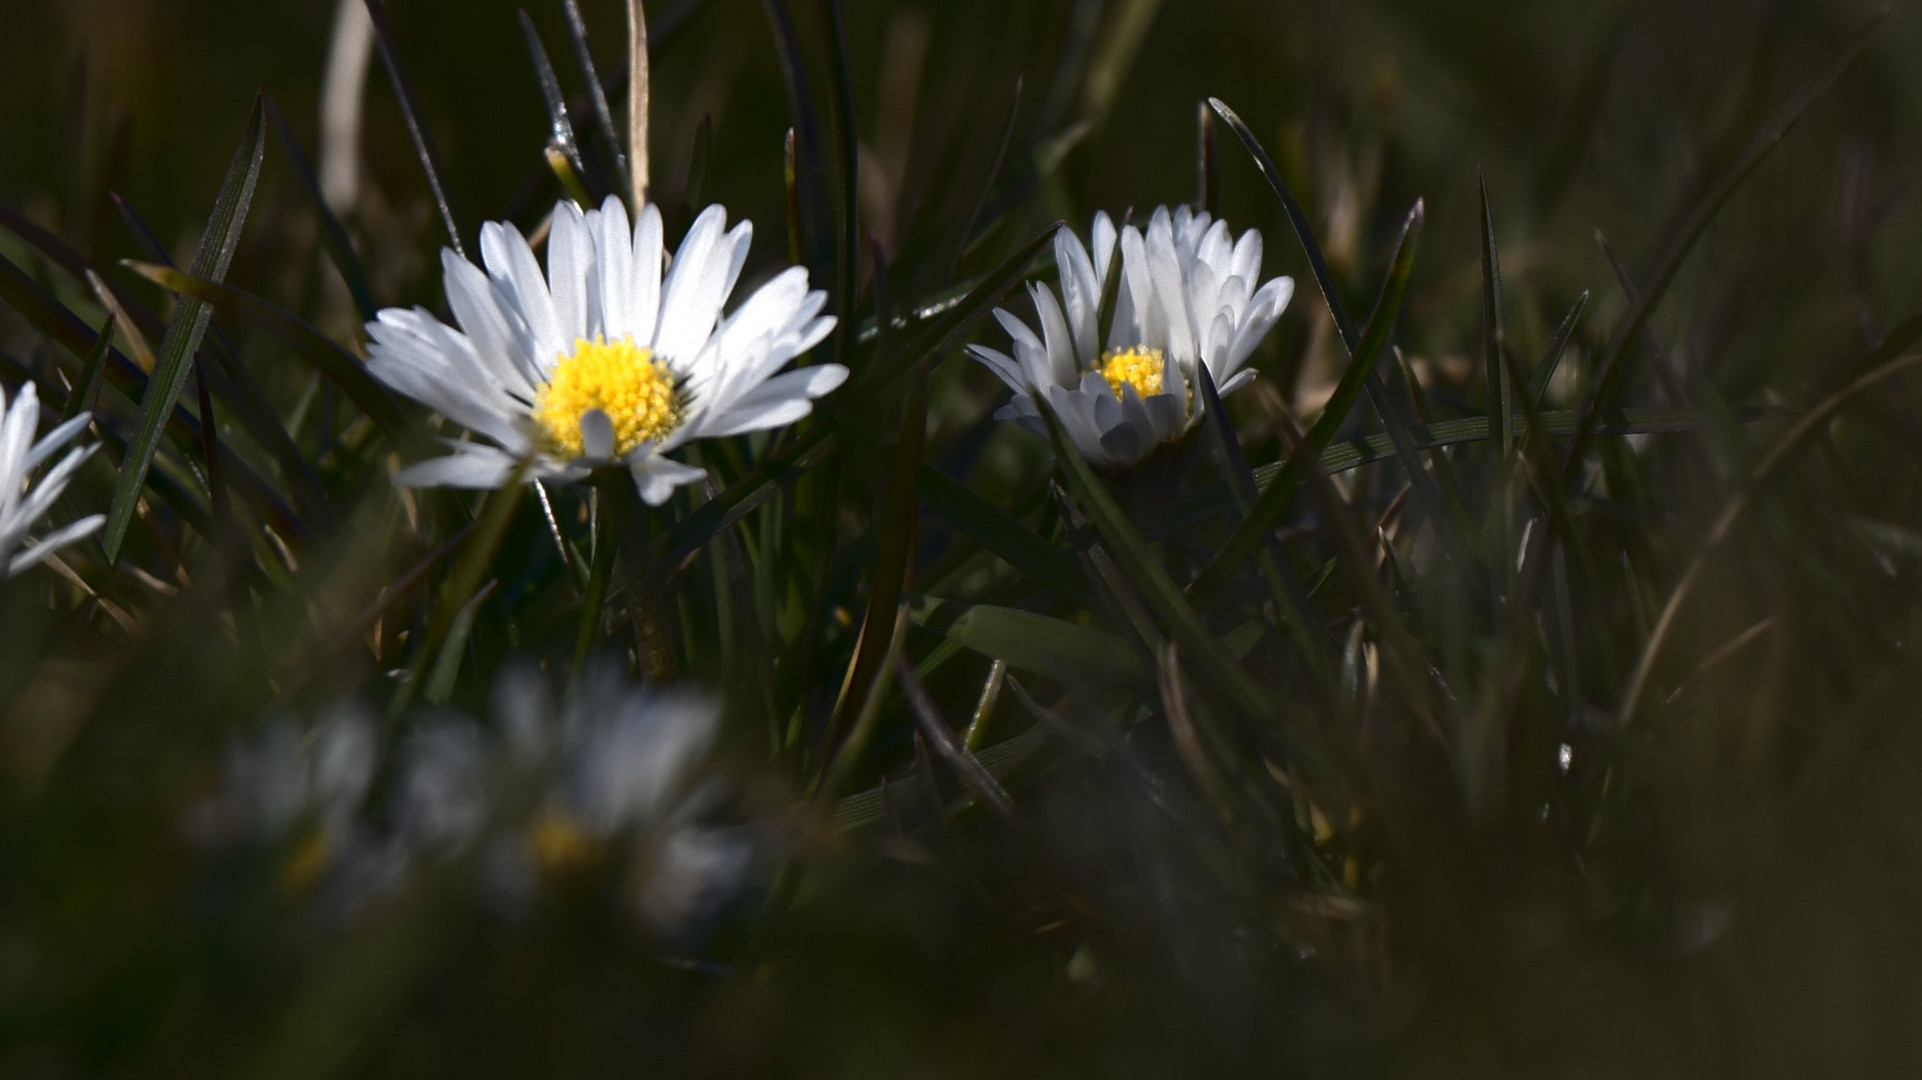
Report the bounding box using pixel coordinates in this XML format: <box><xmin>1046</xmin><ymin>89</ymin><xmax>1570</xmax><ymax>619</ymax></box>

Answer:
<box><xmin>966</xmin><ymin>205</ymin><xmax>1294</xmax><ymax>469</ymax></box>
<box><xmin>0</xmin><ymin>381</ymin><xmax>104</xmax><ymax>578</ymax></box>
<box><xmin>365</xmin><ymin>196</ymin><xmax>842</xmax><ymax>504</ymax></box>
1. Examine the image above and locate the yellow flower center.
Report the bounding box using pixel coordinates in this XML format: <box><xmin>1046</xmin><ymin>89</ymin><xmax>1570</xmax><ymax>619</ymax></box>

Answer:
<box><xmin>1099</xmin><ymin>346</ymin><xmax>1166</xmax><ymax>400</ymax></box>
<box><xmin>528</xmin><ymin>807</ymin><xmax>596</xmax><ymax>873</ymax></box>
<box><xmin>532</xmin><ymin>336</ymin><xmax>682</xmax><ymax>460</ymax></box>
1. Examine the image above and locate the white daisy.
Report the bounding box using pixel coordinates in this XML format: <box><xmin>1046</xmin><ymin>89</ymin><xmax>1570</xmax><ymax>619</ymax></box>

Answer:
<box><xmin>967</xmin><ymin>205</ymin><xmax>1294</xmax><ymax>468</ymax></box>
<box><xmin>365</xmin><ymin>196</ymin><xmax>843</xmax><ymax>505</ymax></box>
<box><xmin>0</xmin><ymin>381</ymin><xmax>104</xmax><ymax>578</ymax></box>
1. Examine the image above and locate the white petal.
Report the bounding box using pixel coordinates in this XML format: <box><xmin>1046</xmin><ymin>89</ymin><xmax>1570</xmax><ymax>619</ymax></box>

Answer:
<box><xmin>546</xmin><ymin>200</ymin><xmax>596</xmax><ymax>344</ymax></box>
<box><xmin>1144</xmin><ymin>215</ymin><xmax>1196</xmax><ymax>362</ymax></box>
<box><xmin>653</xmin><ymin>205</ymin><xmax>731</xmax><ymax>365</ymax></box>
<box><xmin>1119</xmin><ymin>227</ymin><xmax>1163</xmax><ymax>354</ymax></box>
<box><xmin>695</xmin><ymin>364</ymin><xmax>848</xmax><ymax>438</ymax></box>
<box><xmin>1054</xmin><ymin>226</ymin><xmax>1101</xmax><ymax>365</ymax></box>
<box><xmin>26</xmin><ymin>413</ymin><xmax>91</xmax><ymax>471</ymax></box>
<box><xmin>1090</xmin><ymin>211</ymin><xmax>1118</xmax><ymax>292</ymax></box>
<box><xmin>1029</xmin><ymin>283</ymin><xmax>1078</xmax><ymax>388</ymax></box>
<box><xmin>595</xmin><ymin>196</ymin><xmax>637</xmax><ymax>342</ymax></box>
<box><xmin>480</xmin><ymin>221</ymin><xmax>567</xmax><ymax>374</ymax></box>
<box><xmin>441</xmin><ymin>249</ymin><xmax>540</xmax><ymax>395</ymax></box>
<box><xmin>394</xmin><ymin>443</ymin><xmax>524</xmax><ymax>488</ymax></box>
<box><xmin>629</xmin><ymin>455</ymin><xmax>708</xmax><ymax>506</ymax></box>
<box><xmin>966</xmin><ymin>345</ymin><xmax>1026</xmax><ymax>391</ymax></box>
<box><xmin>1225</xmin><ymin>276</ymin><xmax>1294</xmax><ymax>371</ymax></box>
<box><xmin>1230</xmin><ymin>229</ymin><xmax>1263</xmax><ymax>292</ymax></box>
<box><xmin>579</xmin><ymin>408</ymin><xmax>616</xmax><ymax>461</ymax></box>
<box><xmin>6</xmin><ymin>514</ymin><xmax>103</xmax><ymax>578</ymax></box>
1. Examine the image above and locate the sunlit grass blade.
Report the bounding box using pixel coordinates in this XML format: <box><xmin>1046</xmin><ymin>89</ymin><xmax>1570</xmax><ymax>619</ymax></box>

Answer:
<box><xmin>519</xmin><ymin>10</ymin><xmax>589</xmax><ymax>185</ymax></box>
<box><xmin>895</xmin><ymin>655</ymin><xmax>1018</xmax><ymax>822</ymax></box>
<box><xmin>102</xmin><ymin>96</ymin><xmax>265</xmax><ymax>563</ymax></box>
<box><xmin>362</xmin><ymin>0</ymin><xmax>466</xmax><ymax>256</ymax></box>
<box><xmin>1562</xmin><ymin>6</ymin><xmax>1889</xmax><ymax>478</ymax></box>
<box><xmin>559</xmin><ymin>0</ymin><xmax>627</xmax><ymax>192</ymax></box>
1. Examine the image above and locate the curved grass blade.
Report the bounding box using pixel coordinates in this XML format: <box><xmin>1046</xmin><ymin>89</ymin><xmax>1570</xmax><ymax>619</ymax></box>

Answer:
<box><xmin>653</xmin><ymin>425</ymin><xmax>837</xmax><ymax>570</ymax></box>
<box><xmin>122</xmin><ymin>262</ymin><xmax>416</xmax><ymax>450</ymax></box>
<box><xmin>425</xmin><ymin>579</ymin><xmax>498</xmax><ymax>705</ymax></box>
<box><xmin>856</xmin><ymin>221</ymin><xmax>1061</xmax><ymax>393</ymax></box>
<box><xmin>264</xmin><ymin>95</ymin><xmax>377</xmax><ymax>322</ymax></box>
<box><xmin>362</xmin><ymin>0</ymin><xmax>466</xmax><ymax>257</ymax></box>
<box><xmin>1562</xmin><ymin>6</ymin><xmax>1889</xmax><ymax>478</ymax></box>
<box><xmin>1528</xmin><ymin>291</ymin><xmax>1588</xmax><ymax>404</ymax></box>
<box><xmin>1189</xmin><ymin>199</ymin><xmax>1423</xmax><ymax>600</ymax></box>
<box><xmin>761</xmin><ymin>0</ymin><xmax>829</xmax><ymax>277</ymax></box>
<box><xmin>895</xmin><ymin>654</ymin><xmax>1018</xmax><ymax>822</ymax></box>
<box><xmin>103</xmin><ymin>96</ymin><xmax>265</xmax><ymax>563</ymax></box>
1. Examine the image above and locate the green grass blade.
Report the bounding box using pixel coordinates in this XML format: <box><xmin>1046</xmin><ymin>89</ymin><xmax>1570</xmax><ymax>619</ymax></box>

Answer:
<box><xmin>60</xmin><ymin>311</ymin><xmax>116</xmax><ymax>424</ymax></box>
<box><xmin>102</xmin><ymin>96</ymin><xmax>265</xmax><ymax>563</ymax></box>
<box><xmin>559</xmin><ymin>0</ymin><xmax>628</xmax><ymax>192</ymax></box>
<box><xmin>822</xmin><ymin>0</ymin><xmax>859</xmax><ymax>367</ymax></box>
<box><xmin>518</xmin><ymin>10</ymin><xmax>589</xmax><ymax>184</ymax></box>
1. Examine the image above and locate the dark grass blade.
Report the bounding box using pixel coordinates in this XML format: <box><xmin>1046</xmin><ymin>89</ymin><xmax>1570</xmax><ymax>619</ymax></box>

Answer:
<box><xmin>947</xmin><ymin>79</ymin><xmax>1023</xmax><ymax>282</ymax></box>
<box><xmin>761</xmin><ymin>0</ymin><xmax>832</xmax><ymax>281</ymax></box>
<box><xmin>1194</xmin><ymin>358</ymin><xmax>1335</xmax><ymax>688</ymax></box>
<box><xmin>822</xmin><ymin>0</ymin><xmax>859</xmax><ymax>366</ymax></box>
<box><xmin>1037</xmin><ymin>396</ymin><xmax>1341</xmax><ymax>783</ymax></box>
<box><xmin>915</xmin><ymin>463</ymin><xmax>1093</xmax><ymax>606</ymax></box>
<box><xmin>60</xmin><ymin>311</ymin><xmax>116</xmax><ymax>424</ymax></box>
<box><xmin>856</xmin><ymin>221</ymin><xmax>1060</xmax><ymax>394</ymax></box>
<box><xmin>559</xmin><ymin>0</ymin><xmax>627</xmax><ymax>191</ymax></box>
<box><xmin>122</xmin><ymin>263</ymin><xmax>416</xmax><ymax>450</ymax></box>
<box><xmin>103</xmin><ymin>96</ymin><xmax>265</xmax><ymax>563</ymax></box>
<box><xmin>1562</xmin><ymin>6</ymin><xmax>1889</xmax><ymax>478</ymax></box>
<box><xmin>895</xmin><ymin>655</ymin><xmax>1019</xmax><ymax>822</ymax></box>
<box><xmin>1190</xmin><ymin>200</ymin><xmax>1423</xmax><ymax>600</ymax></box>
<box><xmin>653</xmin><ymin>425</ymin><xmax>837</xmax><ymax>572</ymax></box>
<box><xmin>1528</xmin><ymin>291</ymin><xmax>1588</xmax><ymax>404</ymax></box>
<box><xmin>264</xmin><ymin>96</ymin><xmax>376</xmax><ymax>322</ymax></box>
<box><xmin>519</xmin><ymin>10</ymin><xmax>588</xmax><ymax>184</ymax></box>
<box><xmin>1195</xmin><ymin>99</ymin><xmax>1218</xmax><ymax>214</ymax></box>
<box><xmin>363</xmin><ymin>0</ymin><xmax>466</xmax><ymax>257</ymax></box>
<box><xmin>1209</xmin><ymin>98</ymin><xmax>1463</xmax><ymax>552</ymax></box>
<box><xmin>823</xmin><ymin>373</ymin><xmax>928</xmax><ymax>777</ymax></box>
<box><xmin>1479</xmin><ymin>169</ymin><xmax>1513</xmax><ymax>456</ymax></box>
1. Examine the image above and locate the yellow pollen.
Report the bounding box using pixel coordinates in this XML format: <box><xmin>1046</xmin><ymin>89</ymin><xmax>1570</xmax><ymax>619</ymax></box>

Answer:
<box><xmin>532</xmin><ymin>336</ymin><xmax>682</xmax><ymax>459</ymax></box>
<box><xmin>1098</xmin><ymin>346</ymin><xmax>1166</xmax><ymax>400</ymax></box>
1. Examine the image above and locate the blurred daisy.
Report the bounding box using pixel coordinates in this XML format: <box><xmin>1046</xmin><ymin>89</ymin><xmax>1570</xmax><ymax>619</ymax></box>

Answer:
<box><xmin>967</xmin><ymin>206</ymin><xmax>1293</xmax><ymax>468</ymax></box>
<box><xmin>0</xmin><ymin>382</ymin><xmax>104</xmax><ymax>577</ymax></box>
<box><xmin>366</xmin><ymin>197</ymin><xmax>842</xmax><ymax>504</ymax></box>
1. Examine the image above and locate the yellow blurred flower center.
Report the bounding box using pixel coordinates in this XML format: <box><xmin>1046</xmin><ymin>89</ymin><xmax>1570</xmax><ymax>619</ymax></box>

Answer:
<box><xmin>532</xmin><ymin>336</ymin><xmax>682</xmax><ymax>460</ymax></box>
<box><xmin>1098</xmin><ymin>346</ymin><xmax>1166</xmax><ymax>400</ymax></box>
<box><xmin>528</xmin><ymin>807</ymin><xmax>596</xmax><ymax>873</ymax></box>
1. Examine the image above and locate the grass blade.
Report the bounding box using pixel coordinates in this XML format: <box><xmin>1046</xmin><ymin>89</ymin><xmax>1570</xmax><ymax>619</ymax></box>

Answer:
<box><xmin>1190</xmin><ymin>199</ymin><xmax>1424</xmax><ymax>600</ymax></box>
<box><xmin>264</xmin><ymin>95</ymin><xmax>377</xmax><ymax>322</ymax></box>
<box><xmin>913</xmin><ymin>597</ymin><xmax>1145</xmax><ymax>689</ymax></box>
<box><xmin>519</xmin><ymin>9</ymin><xmax>588</xmax><ymax>183</ymax></box>
<box><xmin>362</xmin><ymin>0</ymin><xmax>466</xmax><ymax>256</ymax></box>
<box><xmin>1479</xmin><ymin>169</ymin><xmax>1513</xmax><ymax>456</ymax></box>
<box><xmin>1562</xmin><ymin>6</ymin><xmax>1889</xmax><ymax>478</ymax></box>
<box><xmin>60</xmin><ymin>311</ymin><xmax>116</xmax><ymax>424</ymax></box>
<box><xmin>560</xmin><ymin>0</ymin><xmax>627</xmax><ymax>191</ymax></box>
<box><xmin>915</xmin><ymin>463</ymin><xmax>1091</xmax><ymax>606</ymax></box>
<box><xmin>822</xmin><ymin>0</ymin><xmax>859</xmax><ymax>366</ymax></box>
<box><xmin>1527</xmin><ymin>291</ymin><xmax>1588</xmax><ymax>404</ymax></box>
<box><xmin>102</xmin><ymin>95</ymin><xmax>265</xmax><ymax>563</ymax></box>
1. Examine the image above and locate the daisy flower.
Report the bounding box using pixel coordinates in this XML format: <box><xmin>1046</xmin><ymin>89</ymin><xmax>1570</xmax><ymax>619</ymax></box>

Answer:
<box><xmin>967</xmin><ymin>206</ymin><xmax>1294</xmax><ymax>468</ymax></box>
<box><xmin>0</xmin><ymin>382</ymin><xmax>104</xmax><ymax>578</ymax></box>
<box><xmin>365</xmin><ymin>196</ymin><xmax>842</xmax><ymax>504</ymax></box>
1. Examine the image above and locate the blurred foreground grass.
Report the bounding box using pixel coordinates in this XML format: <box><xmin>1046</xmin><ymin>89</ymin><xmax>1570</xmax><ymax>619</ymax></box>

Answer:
<box><xmin>5</xmin><ymin>0</ymin><xmax>1922</xmax><ymax>1076</ymax></box>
